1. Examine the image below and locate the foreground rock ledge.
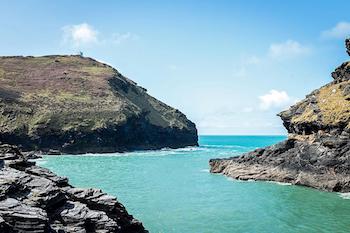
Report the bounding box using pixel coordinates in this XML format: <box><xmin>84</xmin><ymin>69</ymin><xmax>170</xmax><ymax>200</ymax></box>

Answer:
<box><xmin>210</xmin><ymin>40</ymin><xmax>350</xmax><ymax>193</ymax></box>
<box><xmin>0</xmin><ymin>144</ymin><xmax>148</xmax><ymax>233</ymax></box>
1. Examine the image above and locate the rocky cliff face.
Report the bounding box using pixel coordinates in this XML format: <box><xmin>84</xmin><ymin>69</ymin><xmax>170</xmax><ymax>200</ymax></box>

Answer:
<box><xmin>0</xmin><ymin>144</ymin><xmax>147</xmax><ymax>232</ymax></box>
<box><xmin>0</xmin><ymin>55</ymin><xmax>198</xmax><ymax>154</ymax></box>
<box><xmin>210</xmin><ymin>40</ymin><xmax>350</xmax><ymax>192</ymax></box>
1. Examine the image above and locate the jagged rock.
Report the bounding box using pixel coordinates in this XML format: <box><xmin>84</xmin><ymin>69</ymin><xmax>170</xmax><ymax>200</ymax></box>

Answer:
<box><xmin>22</xmin><ymin>151</ymin><xmax>42</xmax><ymax>159</ymax></box>
<box><xmin>63</xmin><ymin>188</ymin><xmax>144</xmax><ymax>232</ymax></box>
<box><xmin>51</xmin><ymin>201</ymin><xmax>118</xmax><ymax>233</ymax></box>
<box><xmin>0</xmin><ymin>55</ymin><xmax>198</xmax><ymax>154</ymax></box>
<box><xmin>210</xmin><ymin>139</ymin><xmax>350</xmax><ymax>192</ymax></box>
<box><xmin>0</xmin><ymin>198</ymin><xmax>48</xmax><ymax>232</ymax></box>
<box><xmin>0</xmin><ymin>144</ymin><xmax>148</xmax><ymax>232</ymax></box>
<box><xmin>210</xmin><ymin>39</ymin><xmax>350</xmax><ymax>192</ymax></box>
<box><xmin>346</xmin><ymin>38</ymin><xmax>350</xmax><ymax>56</ymax></box>
<box><xmin>25</xmin><ymin>166</ymin><xmax>69</xmax><ymax>186</ymax></box>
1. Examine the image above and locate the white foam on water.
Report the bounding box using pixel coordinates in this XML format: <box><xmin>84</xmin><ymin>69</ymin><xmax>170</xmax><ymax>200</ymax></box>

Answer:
<box><xmin>200</xmin><ymin>169</ymin><xmax>210</xmax><ymax>173</ymax></box>
<box><xmin>267</xmin><ymin>181</ymin><xmax>292</xmax><ymax>186</ymax></box>
<box><xmin>43</xmin><ymin>146</ymin><xmax>207</xmax><ymax>158</ymax></box>
<box><xmin>339</xmin><ymin>193</ymin><xmax>350</xmax><ymax>200</ymax></box>
<box><xmin>226</xmin><ymin>177</ymin><xmax>236</xmax><ymax>182</ymax></box>
<box><xmin>167</xmin><ymin>146</ymin><xmax>202</xmax><ymax>152</ymax></box>
<box><xmin>35</xmin><ymin>159</ymin><xmax>47</xmax><ymax>165</ymax></box>
<box><xmin>225</xmin><ymin>178</ymin><xmax>292</xmax><ymax>186</ymax></box>
<box><xmin>202</xmin><ymin>144</ymin><xmax>251</xmax><ymax>150</ymax></box>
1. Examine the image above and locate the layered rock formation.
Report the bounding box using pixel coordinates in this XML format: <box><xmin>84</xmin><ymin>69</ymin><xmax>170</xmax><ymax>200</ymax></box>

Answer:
<box><xmin>0</xmin><ymin>55</ymin><xmax>197</xmax><ymax>154</ymax></box>
<box><xmin>0</xmin><ymin>144</ymin><xmax>147</xmax><ymax>232</ymax></box>
<box><xmin>210</xmin><ymin>40</ymin><xmax>350</xmax><ymax>192</ymax></box>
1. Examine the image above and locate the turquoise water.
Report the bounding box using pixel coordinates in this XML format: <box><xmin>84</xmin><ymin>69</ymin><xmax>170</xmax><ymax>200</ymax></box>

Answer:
<box><xmin>39</xmin><ymin>136</ymin><xmax>350</xmax><ymax>233</ymax></box>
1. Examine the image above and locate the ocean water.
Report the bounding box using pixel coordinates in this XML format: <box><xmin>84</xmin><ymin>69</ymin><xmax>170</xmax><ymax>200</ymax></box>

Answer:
<box><xmin>38</xmin><ymin>136</ymin><xmax>350</xmax><ymax>233</ymax></box>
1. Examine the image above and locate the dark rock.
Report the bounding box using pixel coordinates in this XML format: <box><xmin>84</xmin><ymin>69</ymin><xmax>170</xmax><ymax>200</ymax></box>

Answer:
<box><xmin>22</xmin><ymin>151</ymin><xmax>42</xmax><ymax>159</ymax></box>
<box><xmin>0</xmin><ymin>144</ymin><xmax>148</xmax><ymax>232</ymax></box>
<box><xmin>346</xmin><ymin>38</ymin><xmax>350</xmax><ymax>56</ymax></box>
<box><xmin>331</xmin><ymin>61</ymin><xmax>350</xmax><ymax>82</ymax></box>
<box><xmin>210</xmin><ymin>40</ymin><xmax>350</xmax><ymax>192</ymax></box>
<box><xmin>0</xmin><ymin>198</ymin><xmax>48</xmax><ymax>232</ymax></box>
<box><xmin>343</xmin><ymin>83</ymin><xmax>350</xmax><ymax>96</ymax></box>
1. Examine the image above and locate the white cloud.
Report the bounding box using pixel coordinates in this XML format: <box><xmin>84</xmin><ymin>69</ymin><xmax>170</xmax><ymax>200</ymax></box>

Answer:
<box><xmin>268</xmin><ymin>40</ymin><xmax>310</xmax><ymax>58</ymax></box>
<box><xmin>111</xmin><ymin>32</ymin><xmax>138</xmax><ymax>45</ymax></box>
<box><xmin>62</xmin><ymin>23</ymin><xmax>98</xmax><ymax>47</ymax></box>
<box><xmin>259</xmin><ymin>89</ymin><xmax>291</xmax><ymax>110</ymax></box>
<box><xmin>62</xmin><ymin>23</ymin><xmax>138</xmax><ymax>48</ymax></box>
<box><xmin>321</xmin><ymin>22</ymin><xmax>350</xmax><ymax>39</ymax></box>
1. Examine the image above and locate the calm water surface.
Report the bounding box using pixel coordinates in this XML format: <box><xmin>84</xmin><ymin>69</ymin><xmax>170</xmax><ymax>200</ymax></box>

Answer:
<box><xmin>38</xmin><ymin>136</ymin><xmax>350</xmax><ymax>233</ymax></box>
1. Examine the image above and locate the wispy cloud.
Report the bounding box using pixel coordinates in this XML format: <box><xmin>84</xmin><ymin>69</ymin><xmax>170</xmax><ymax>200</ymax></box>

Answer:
<box><xmin>321</xmin><ymin>22</ymin><xmax>350</xmax><ymax>39</ymax></box>
<box><xmin>111</xmin><ymin>32</ymin><xmax>138</xmax><ymax>45</ymax></box>
<box><xmin>168</xmin><ymin>64</ymin><xmax>179</xmax><ymax>71</ymax></box>
<box><xmin>62</xmin><ymin>23</ymin><xmax>138</xmax><ymax>48</ymax></box>
<box><xmin>259</xmin><ymin>89</ymin><xmax>292</xmax><ymax>110</ymax></box>
<box><xmin>234</xmin><ymin>40</ymin><xmax>310</xmax><ymax>78</ymax></box>
<box><xmin>233</xmin><ymin>55</ymin><xmax>262</xmax><ymax>77</ymax></box>
<box><xmin>268</xmin><ymin>40</ymin><xmax>311</xmax><ymax>59</ymax></box>
<box><xmin>242</xmin><ymin>107</ymin><xmax>254</xmax><ymax>113</ymax></box>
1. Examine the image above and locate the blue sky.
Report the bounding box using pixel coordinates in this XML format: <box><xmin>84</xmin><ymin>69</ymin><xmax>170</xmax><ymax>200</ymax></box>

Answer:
<box><xmin>1</xmin><ymin>0</ymin><xmax>350</xmax><ymax>135</ymax></box>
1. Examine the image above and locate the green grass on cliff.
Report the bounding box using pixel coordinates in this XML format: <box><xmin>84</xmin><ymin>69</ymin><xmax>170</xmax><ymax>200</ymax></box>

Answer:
<box><xmin>0</xmin><ymin>56</ymin><xmax>130</xmax><ymax>135</ymax></box>
<box><xmin>0</xmin><ymin>55</ymin><xmax>193</xmax><ymax>139</ymax></box>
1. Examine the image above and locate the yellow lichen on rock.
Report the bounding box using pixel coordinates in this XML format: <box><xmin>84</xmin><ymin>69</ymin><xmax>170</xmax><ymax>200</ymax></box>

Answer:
<box><xmin>317</xmin><ymin>81</ymin><xmax>350</xmax><ymax>126</ymax></box>
<box><xmin>291</xmin><ymin>103</ymin><xmax>318</xmax><ymax>124</ymax></box>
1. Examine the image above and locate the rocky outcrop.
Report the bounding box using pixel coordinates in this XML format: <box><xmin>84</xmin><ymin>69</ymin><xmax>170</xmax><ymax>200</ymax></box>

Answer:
<box><xmin>210</xmin><ymin>40</ymin><xmax>350</xmax><ymax>192</ymax></box>
<box><xmin>0</xmin><ymin>144</ymin><xmax>148</xmax><ymax>232</ymax></box>
<box><xmin>0</xmin><ymin>55</ymin><xmax>198</xmax><ymax>154</ymax></box>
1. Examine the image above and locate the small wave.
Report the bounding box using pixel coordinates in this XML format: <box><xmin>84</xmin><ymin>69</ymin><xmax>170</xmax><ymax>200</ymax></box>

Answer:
<box><xmin>200</xmin><ymin>169</ymin><xmax>209</xmax><ymax>173</ymax></box>
<box><xmin>226</xmin><ymin>177</ymin><xmax>254</xmax><ymax>183</ymax></box>
<box><xmin>74</xmin><ymin>151</ymin><xmax>173</xmax><ymax>157</ymax></box>
<box><xmin>267</xmin><ymin>181</ymin><xmax>292</xmax><ymax>186</ymax></box>
<box><xmin>226</xmin><ymin>177</ymin><xmax>236</xmax><ymax>182</ymax></box>
<box><xmin>168</xmin><ymin>146</ymin><xmax>210</xmax><ymax>153</ymax></box>
<box><xmin>339</xmin><ymin>193</ymin><xmax>350</xmax><ymax>200</ymax></box>
<box><xmin>201</xmin><ymin>144</ymin><xmax>250</xmax><ymax>149</ymax></box>
<box><xmin>43</xmin><ymin>146</ymin><xmax>208</xmax><ymax>158</ymax></box>
<box><xmin>162</xmin><ymin>146</ymin><xmax>197</xmax><ymax>151</ymax></box>
<box><xmin>35</xmin><ymin>159</ymin><xmax>47</xmax><ymax>165</ymax></box>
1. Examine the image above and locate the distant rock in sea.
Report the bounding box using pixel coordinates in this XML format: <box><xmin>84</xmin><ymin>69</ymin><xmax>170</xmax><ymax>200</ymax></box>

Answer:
<box><xmin>0</xmin><ymin>55</ymin><xmax>198</xmax><ymax>154</ymax></box>
<box><xmin>0</xmin><ymin>144</ymin><xmax>148</xmax><ymax>232</ymax></box>
<box><xmin>210</xmin><ymin>39</ymin><xmax>350</xmax><ymax>192</ymax></box>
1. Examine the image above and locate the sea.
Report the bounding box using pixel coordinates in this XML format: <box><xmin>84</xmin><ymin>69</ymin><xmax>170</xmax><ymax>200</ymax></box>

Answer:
<box><xmin>38</xmin><ymin>136</ymin><xmax>350</xmax><ymax>233</ymax></box>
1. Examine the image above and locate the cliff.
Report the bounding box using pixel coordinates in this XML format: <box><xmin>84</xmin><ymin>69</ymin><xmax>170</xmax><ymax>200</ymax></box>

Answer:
<box><xmin>0</xmin><ymin>144</ymin><xmax>147</xmax><ymax>232</ymax></box>
<box><xmin>0</xmin><ymin>55</ymin><xmax>198</xmax><ymax>154</ymax></box>
<box><xmin>210</xmin><ymin>40</ymin><xmax>350</xmax><ymax>192</ymax></box>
